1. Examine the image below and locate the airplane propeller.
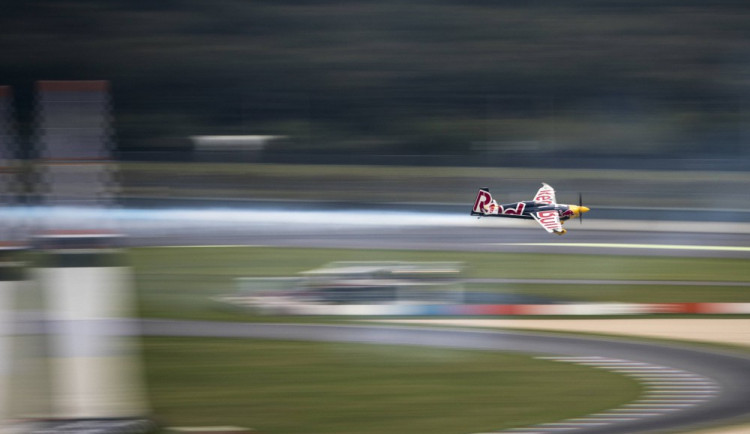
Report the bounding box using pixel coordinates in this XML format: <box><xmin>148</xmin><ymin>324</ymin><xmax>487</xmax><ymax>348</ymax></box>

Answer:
<box><xmin>578</xmin><ymin>193</ymin><xmax>584</xmax><ymax>224</ymax></box>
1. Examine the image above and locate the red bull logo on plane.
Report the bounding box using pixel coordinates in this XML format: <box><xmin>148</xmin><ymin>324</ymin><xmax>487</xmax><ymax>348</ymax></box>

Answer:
<box><xmin>473</xmin><ymin>189</ymin><xmax>526</xmax><ymax>216</ymax></box>
<box><xmin>499</xmin><ymin>202</ymin><xmax>525</xmax><ymax>215</ymax></box>
<box><xmin>535</xmin><ymin>210</ymin><xmax>559</xmax><ymax>230</ymax></box>
<box><xmin>472</xmin><ymin>189</ymin><xmax>493</xmax><ymax>214</ymax></box>
<box><xmin>534</xmin><ymin>187</ymin><xmax>555</xmax><ymax>204</ymax></box>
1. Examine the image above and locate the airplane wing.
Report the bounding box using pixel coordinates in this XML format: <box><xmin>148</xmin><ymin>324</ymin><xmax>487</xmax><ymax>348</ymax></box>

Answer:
<box><xmin>533</xmin><ymin>183</ymin><xmax>556</xmax><ymax>204</ymax></box>
<box><xmin>532</xmin><ymin>210</ymin><xmax>564</xmax><ymax>233</ymax></box>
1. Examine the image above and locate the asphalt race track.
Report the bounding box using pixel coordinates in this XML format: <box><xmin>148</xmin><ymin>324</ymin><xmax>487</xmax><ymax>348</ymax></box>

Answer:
<box><xmin>142</xmin><ymin>320</ymin><xmax>750</xmax><ymax>434</ymax></box>
<box><xmin>132</xmin><ymin>209</ymin><xmax>750</xmax><ymax>258</ymax></box>
<box><xmin>10</xmin><ymin>205</ymin><xmax>749</xmax><ymax>258</ymax></box>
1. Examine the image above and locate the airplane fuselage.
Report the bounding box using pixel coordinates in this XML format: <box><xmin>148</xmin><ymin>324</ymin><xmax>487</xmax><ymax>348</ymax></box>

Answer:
<box><xmin>483</xmin><ymin>201</ymin><xmax>578</xmax><ymax>221</ymax></box>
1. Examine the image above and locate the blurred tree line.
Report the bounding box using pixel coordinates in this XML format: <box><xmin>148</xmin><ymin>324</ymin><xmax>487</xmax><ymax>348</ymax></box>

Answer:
<box><xmin>1</xmin><ymin>0</ymin><xmax>749</xmax><ymax>161</ymax></box>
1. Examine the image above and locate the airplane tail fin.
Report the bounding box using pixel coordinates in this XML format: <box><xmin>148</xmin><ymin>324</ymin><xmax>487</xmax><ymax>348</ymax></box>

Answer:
<box><xmin>471</xmin><ymin>188</ymin><xmax>492</xmax><ymax>215</ymax></box>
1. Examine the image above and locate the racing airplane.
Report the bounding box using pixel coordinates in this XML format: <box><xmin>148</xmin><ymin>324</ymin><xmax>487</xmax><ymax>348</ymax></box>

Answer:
<box><xmin>471</xmin><ymin>183</ymin><xmax>589</xmax><ymax>235</ymax></box>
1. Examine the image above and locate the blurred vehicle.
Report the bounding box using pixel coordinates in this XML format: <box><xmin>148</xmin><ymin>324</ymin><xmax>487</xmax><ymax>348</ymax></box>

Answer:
<box><xmin>224</xmin><ymin>261</ymin><xmax>465</xmax><ymax>314</ymax></box>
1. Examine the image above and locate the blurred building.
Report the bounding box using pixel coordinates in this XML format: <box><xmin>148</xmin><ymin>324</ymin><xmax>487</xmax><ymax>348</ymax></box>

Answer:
<box><xmin>190</xmin><ymin>135</ymin><xmax>287</xmax><ymax>162</ymax></box>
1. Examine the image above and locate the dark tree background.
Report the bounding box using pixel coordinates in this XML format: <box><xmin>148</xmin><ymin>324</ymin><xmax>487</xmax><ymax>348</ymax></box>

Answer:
<box><xmin>2</xmin><ymin>0</ymin><xmax>748</xmax><ymax>161</ymax></box>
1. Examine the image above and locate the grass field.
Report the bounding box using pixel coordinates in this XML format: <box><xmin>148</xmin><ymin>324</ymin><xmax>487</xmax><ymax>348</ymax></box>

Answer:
<box><xmin>130</xmin><ymin>245</ymin><xmax>747</xmax><ymax>432</ymax></box>
<box><xmin>144</xmin><ymin>337</ymin><xmax>640</xmax><ymax>433</ymax></box>
<box><xmin>131</xmin><ymin>246</ymin><xmax>750</xmax><ymax>321</ymax></box>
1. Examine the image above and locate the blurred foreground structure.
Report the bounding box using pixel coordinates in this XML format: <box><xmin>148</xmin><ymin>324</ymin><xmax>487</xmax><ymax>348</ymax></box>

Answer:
<box><xmin>35</xmin><ymin>80</ymin><xmax>117</xmax><ymax>233</ymax></box>
<box><xmin>24</xmin><ymin>234</ymin><xmax>152</xmax><ymax>433</ymax></box>
<box><xmin>1</xmin><ymin>235</ymin><xmax>152</xmax><ymax>434</ymax></box>
<box><xmin>0</xmin><ymin>81</ymin><xmax>152</xmax><ymax>433</ymax></box>
<box><xmin>0</xmin><ymin>86</ymin><xmax>21</xmax><ymax>244</ymax></box>
<box><xmin>0</xmin><ymin>247</ymin><xmax>25</xmax><ymax>433</ymax></box>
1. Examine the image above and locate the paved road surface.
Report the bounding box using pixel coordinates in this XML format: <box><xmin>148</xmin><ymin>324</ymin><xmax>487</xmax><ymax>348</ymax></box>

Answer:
<box><xmin>7</xmin><ymin>205</ymin><xmax>750</xmax><ymax>257</ymax></box>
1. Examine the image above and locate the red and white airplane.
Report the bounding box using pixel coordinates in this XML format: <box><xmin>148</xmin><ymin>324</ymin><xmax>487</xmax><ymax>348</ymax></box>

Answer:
<box><xmin>471</xmin><ymin>183</ymin><xmax>589</xmax><ymax>235</ymax></box>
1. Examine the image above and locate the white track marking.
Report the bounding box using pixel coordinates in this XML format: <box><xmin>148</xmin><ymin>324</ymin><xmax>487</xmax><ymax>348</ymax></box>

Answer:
<box><xmin>483</xmin><ymin>356</ymin><xmax>720</xmax><ymax>434</ymax></box>
<box><xmin>494</xmin><ymin>242</ymin><xmax>750</xmax><ymax>252</ymax></box>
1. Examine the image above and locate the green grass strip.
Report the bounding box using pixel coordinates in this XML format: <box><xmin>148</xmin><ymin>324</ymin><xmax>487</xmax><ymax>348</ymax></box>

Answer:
<box><xmin>144</xmin><ymin>337</ymin><xmax>640</xmax><ymax>434</ymax></box>
<box><xmin>130</xmin><ymin>246</ymin><xmax>750</xmax><ymax>321</ymax></box>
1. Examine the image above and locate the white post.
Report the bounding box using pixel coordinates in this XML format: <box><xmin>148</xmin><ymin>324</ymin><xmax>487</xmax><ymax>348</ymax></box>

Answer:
<box><xmin>34</xmin><ymin>234</ymin><xmax>150</xmax><ymax>430</ymax></box>
<box><xmin>0</xmin><ymin>247</ymin><xmax>26</xmax><ymax>432</ymax></box>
